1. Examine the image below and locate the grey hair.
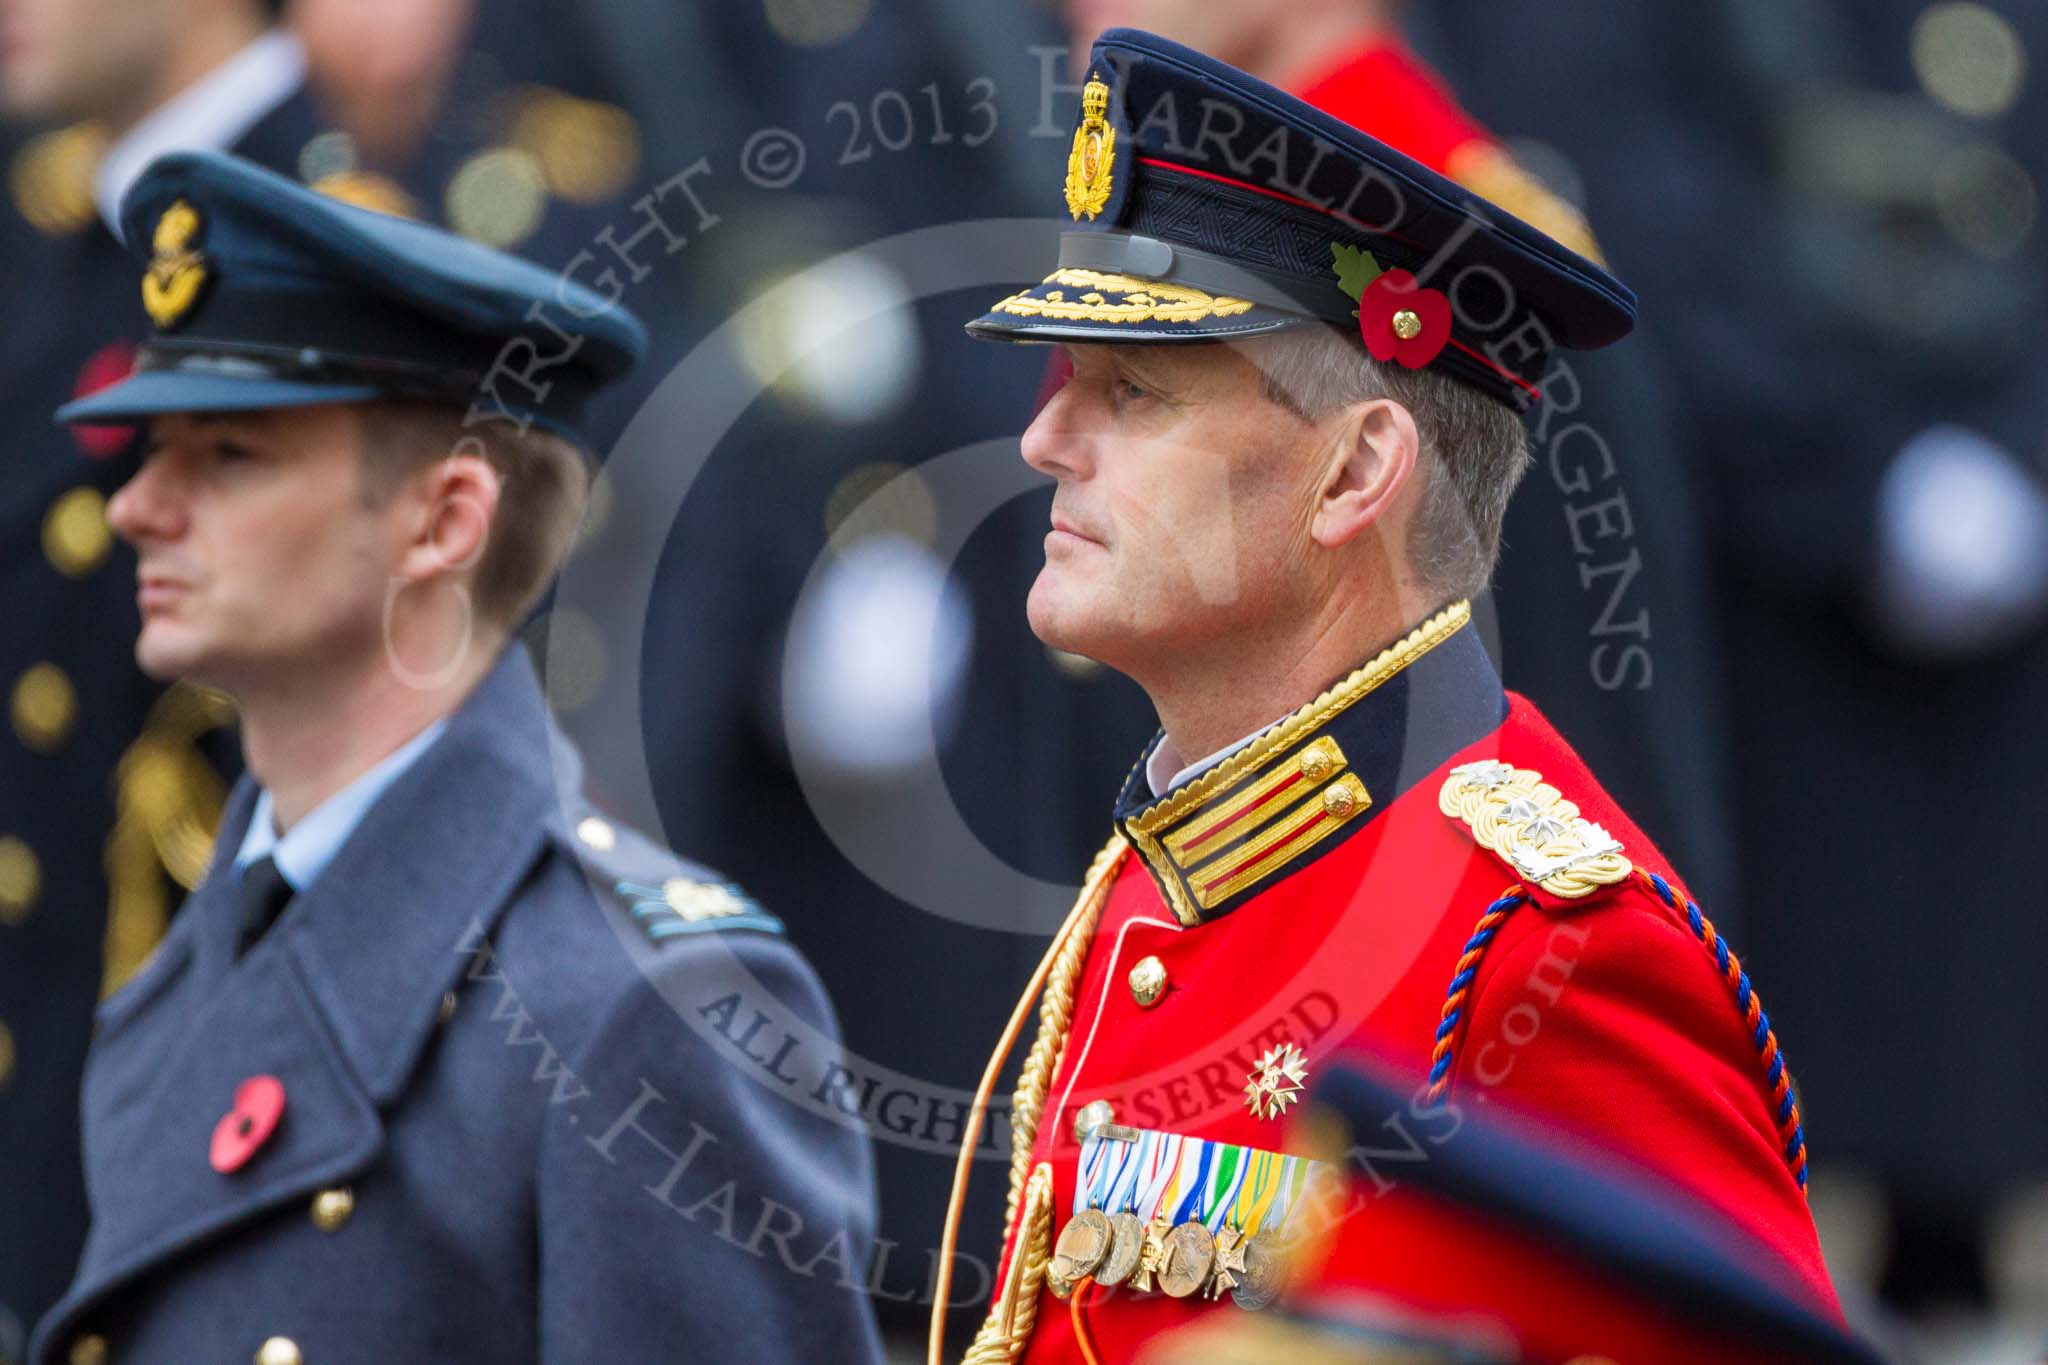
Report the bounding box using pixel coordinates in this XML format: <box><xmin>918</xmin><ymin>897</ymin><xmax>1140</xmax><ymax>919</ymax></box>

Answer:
<box><xmin>1245</xmin><ymin>325</ymin><xmax>1531</xmax><ymax>599</ymax></box>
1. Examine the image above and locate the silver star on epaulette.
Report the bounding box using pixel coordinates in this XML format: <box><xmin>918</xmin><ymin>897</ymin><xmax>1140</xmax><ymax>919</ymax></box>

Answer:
<box><xmin>1508</xmin><ymin>842</ymin><xmax>1569</xmax><ymax>881</ymax></box>
<box><xmin>1450</xmin><ymin>760</ymin><xmax>1515</xmax><ymax>790</ymax></box>
<box><xmin>663</xmin><ymin>879</ymin><xmax>748</xmax><ymax>922</ymax></box>
<box><xmin>1499</xmin><ymin>796</ymin><xmax>1544</xmax><ymax>825</ymax></box>
<box><xmin>1509</xmin><ymin>821</ymin><xmax>1624</xmax><ymax>880</ymax></box>
<box><xmin>1572</xmin><ymin>823</ymin><xmax>1624</xmax><ymax>858</ymax></box>
<box><xmin>1520</xmin><ymin>813</ymin><xmax>1571</xmax><ymax>846</ymax></box>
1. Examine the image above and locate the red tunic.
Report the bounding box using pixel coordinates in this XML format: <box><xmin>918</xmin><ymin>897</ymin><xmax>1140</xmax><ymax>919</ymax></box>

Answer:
<box><xmin>1297</xmin><ymin>38</ymin><xmax>1495</xmax><ymax>179</ymax></box>
<box><xmin>960</xmin><ymin>605</ymin><xmax>1835</xmax><ymax>1364</ymax></box>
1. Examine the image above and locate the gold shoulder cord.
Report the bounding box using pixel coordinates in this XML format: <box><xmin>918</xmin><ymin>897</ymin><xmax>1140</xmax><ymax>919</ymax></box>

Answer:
<box><xmin>105</xmin><ymin>682</ymin><xmax>235</xmax><ymax>994</ymax></box>
<box><xmin>929</xmin><ymin>834</ymin><xmax>1129</xmax><ymax>1365</ymax></box>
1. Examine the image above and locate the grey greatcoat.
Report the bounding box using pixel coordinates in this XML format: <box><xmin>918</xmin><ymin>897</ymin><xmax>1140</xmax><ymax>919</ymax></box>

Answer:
<box><xmin>32</xmin><ymin>646</ymin><xmax>886</xmax><ymax>1363</ymax></box>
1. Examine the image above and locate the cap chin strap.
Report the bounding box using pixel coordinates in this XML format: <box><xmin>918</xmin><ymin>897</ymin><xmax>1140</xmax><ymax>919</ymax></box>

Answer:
<box><xmin>129</xmin><ymin>338</ymin><xmax>603</xmax><ymax>442</ymax></box>
<box><xmin>136</xmin><ymin>339</ymin><xmax>479</xmax><ymax>403</ymax></box>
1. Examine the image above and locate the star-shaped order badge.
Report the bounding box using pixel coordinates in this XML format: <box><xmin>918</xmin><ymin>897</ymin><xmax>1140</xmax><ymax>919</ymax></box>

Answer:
<box><xmin>1243</xmin><ymin>1042</ymin><xmax>1309</xmax><ymax>1121</ymax></box>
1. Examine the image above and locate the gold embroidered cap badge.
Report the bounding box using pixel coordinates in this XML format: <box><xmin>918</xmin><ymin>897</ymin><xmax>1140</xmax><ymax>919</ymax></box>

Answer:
<box><xmin>141</xmin><ymin>199</ymin><xmax>209</xmax><ymax>328</ymax></box>
<box><xmin>1065</xmin><ymin>74</ymin><xmax>1117</xmax><ymax>220</ymax></box>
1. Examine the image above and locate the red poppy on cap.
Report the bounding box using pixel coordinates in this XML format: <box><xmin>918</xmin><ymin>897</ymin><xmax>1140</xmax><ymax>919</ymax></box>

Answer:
<box><xmin>1358</xmin><ymin>269</ymin><xmax>1450</xmax><ymax>369</ymax></box>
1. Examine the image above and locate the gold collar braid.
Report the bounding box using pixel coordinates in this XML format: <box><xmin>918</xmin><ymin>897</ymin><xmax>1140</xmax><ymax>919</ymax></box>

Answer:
<box><xmin>1120</xmin><ymin>600</ymin><xmax>1472</xmax><ymax>924</ymax></box>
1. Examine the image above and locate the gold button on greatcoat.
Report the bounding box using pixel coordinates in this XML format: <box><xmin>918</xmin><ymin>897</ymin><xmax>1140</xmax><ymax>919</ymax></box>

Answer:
<box><xmin>43</xmin><ymin>486</ymin><xmax>112</xmax><ymax>577</ymax></box>
<box><xmin>255</xmin><ymin>1337</ymin><xmax>303</xmax><ymax>1365</ymax></box>
<box><xmin>1298</xmin><ymin>748</ymin><xmax>1331</xmax><ymax>782</ymax></box>
<box><xmin>12</xmin><ymin>124</ymin><xmax>103</xmax><ymax>237</ymax></box>
<box><xmin>1073</xmin><ymin>1099</ymin><xmax>1115</xmax><ymax>1144</ymax></box>
<box><xmin>1128</xmin><ymin>955</ymin><xmax>1167</xmax><ymax>1008</ymax></box>
<box><xmin>13</xmin><ymin>662</ymin><xmax>77</xmax><ymax>751</ymax></box>
<box><xmin>437</xmin><ymin>990</ymin><xmax>459</xmax><ymax>1024</ymax></box>
<box><xmin>310</xmin><ymin>1185</ymin><xmax>354</xmax><ymax>1233</ymax></box>
<box><xmin>0</xmin><ymin>835</ymin><xmax>40</xmax><ymax>924</ymax></box>
<box><xmin>1322</xmin><ymin>784</ymin><xmax>1358</xmax><ymax>818</ymax></box>
<box><xmin>68</xmin><ymin>1334</ymin><xmax>108</xmax><ymax>1365</ymax></box>
<box><xmin>511</xmin><ymin>91</ymin><xmax>640</xmax><ymax>204</ymax></box>
<box><xmin>0</xmin><ymin>1018</ymin><xmax>15</xmax><ymax>1088</ymax></box>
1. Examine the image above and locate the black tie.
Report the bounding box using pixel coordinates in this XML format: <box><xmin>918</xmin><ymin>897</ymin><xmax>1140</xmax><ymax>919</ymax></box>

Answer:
<box><xmin>235</xmin><ymin>855</ymin><xmax>295</xmax><ymax>959</ymax></box>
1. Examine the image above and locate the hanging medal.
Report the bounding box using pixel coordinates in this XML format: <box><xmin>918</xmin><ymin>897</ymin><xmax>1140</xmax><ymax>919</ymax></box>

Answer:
<box><xmin>1207</xmin><ymin>1147</ymin><xmax>1269</xmax><ymax>1305</ymax></box>
<box><xmin>1051</xmin><ymin>1129</ymin><xmax>1132</xmax><ymax>1298</ymax></box>
<box><xmin>1092</xmin><ymin>1128</ymin><xmax>1147</xmax><ymax>1287</ymax></box>
<box><xmin>1231</xmin><ymin>1151</ymin><xmax>1312</xmax><ymax>1311</ymax></box>
<box><xmin>1128</xmin><ymin>1131</ymin><xmax>1184</xmax><ymax>1292</ymax></box>
<box><xmin>1156</xmin><ymin>1140</ymin><xmax>1218</xmax><ymax>1299</ymax></box>
<box><xmin>1200</xmin><ymin>1143</ymin><xmax>1252</xmax><ymax>1299</ymax></box>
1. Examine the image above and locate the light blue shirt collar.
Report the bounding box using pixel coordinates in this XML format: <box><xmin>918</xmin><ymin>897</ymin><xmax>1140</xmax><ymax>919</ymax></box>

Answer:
<box><xmin>233</xmin><ymin>719</ymin><xmax>449</xmax><ymax>892</ymax></box>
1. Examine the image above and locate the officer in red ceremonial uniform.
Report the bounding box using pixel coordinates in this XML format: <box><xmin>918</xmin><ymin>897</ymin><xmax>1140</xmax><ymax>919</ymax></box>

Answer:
<box><xmin>930</xmin><ymin>28</ymin><xmax>1836</xmax><ymax>1365</ymax></box>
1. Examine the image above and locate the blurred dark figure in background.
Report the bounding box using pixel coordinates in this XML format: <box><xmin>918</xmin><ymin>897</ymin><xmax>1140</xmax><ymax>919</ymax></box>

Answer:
<box><xmin>1057</xmin><ymin>0</ymin><xmax>1742</xmax><ymax>911</ymax></box>
<box><xmin>292</xmin><ymin>0</ymin><xmax>474</xmax><ymax>168</ymax></box>
<box><xmin>0</xmin><ymin>0</ymin><xmax>331</xmax><ymax>1353</ymax></box>
<box><xmin>290</xmin><ymin>0</ymin><xmax>649</xmax><ymax>268</ymax></box>
<box><xmin>1413</xmin><ymin>0</ymin><xmax>2048</xmax><ymax>1345</ymax></box>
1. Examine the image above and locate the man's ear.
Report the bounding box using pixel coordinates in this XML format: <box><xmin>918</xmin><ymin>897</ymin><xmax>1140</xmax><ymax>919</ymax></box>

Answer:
<box><xmin>1311</xmin><ymin>396</ymin><xmax>1418</xmax><ymax>549</ymax></box>
<box><xmin>395</xmin><ymin>453</ymin><xmax>501</xmax><ymax>586</ymax></box>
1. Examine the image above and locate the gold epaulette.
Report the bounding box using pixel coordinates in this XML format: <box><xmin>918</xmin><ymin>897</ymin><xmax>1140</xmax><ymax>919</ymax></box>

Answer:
<box><xmin>1447</xmin><ymin>141</ymin><xmax>1607</xmax><ymax>266</ymax></box>
<box><xmin>1437</xmin><ymin>759</ymin><xmax>1630</xmax><ymax>899</ymax></box>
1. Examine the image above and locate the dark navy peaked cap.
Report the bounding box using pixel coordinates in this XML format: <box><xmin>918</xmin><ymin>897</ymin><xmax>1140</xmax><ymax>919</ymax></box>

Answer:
<box><xmin>56</xmin><ymin>150</ymin><xmax>646</xmax><ymax>443</ymax></box>
<box><xmin>968</xmin><ymin>28</ymin><xmax>1637</xmax><ymax>411</ymax></box>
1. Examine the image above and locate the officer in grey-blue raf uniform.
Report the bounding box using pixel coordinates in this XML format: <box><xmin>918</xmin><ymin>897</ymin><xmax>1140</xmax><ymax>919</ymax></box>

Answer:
<box><xmin>30</xmin><ymin>149</ymin><xmax>886</xmax><ymax>1365</ymax></box>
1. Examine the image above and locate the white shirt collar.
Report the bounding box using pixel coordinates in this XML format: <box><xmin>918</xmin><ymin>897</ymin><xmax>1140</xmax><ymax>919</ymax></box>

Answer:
<box><xmin>234</xmin><ymin>719</ymin><xmax>449</xmax><ymax>893</ymax></box>
<box><xmin>94</xmin><ymin>28</ymin><xmax>308</xmax><ymax>237</ymax></box>
<box><xmin>1145</xmin><ymin>724</ymin><xmax>1271</xmax><ymax>798</ymax></box>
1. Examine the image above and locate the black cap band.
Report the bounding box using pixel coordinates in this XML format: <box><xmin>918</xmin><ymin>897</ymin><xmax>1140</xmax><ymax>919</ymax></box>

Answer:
<box><xmin>153</xmin><ymin>281</ymin><xmax>600</xmax><ymax>430</ymax></box>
